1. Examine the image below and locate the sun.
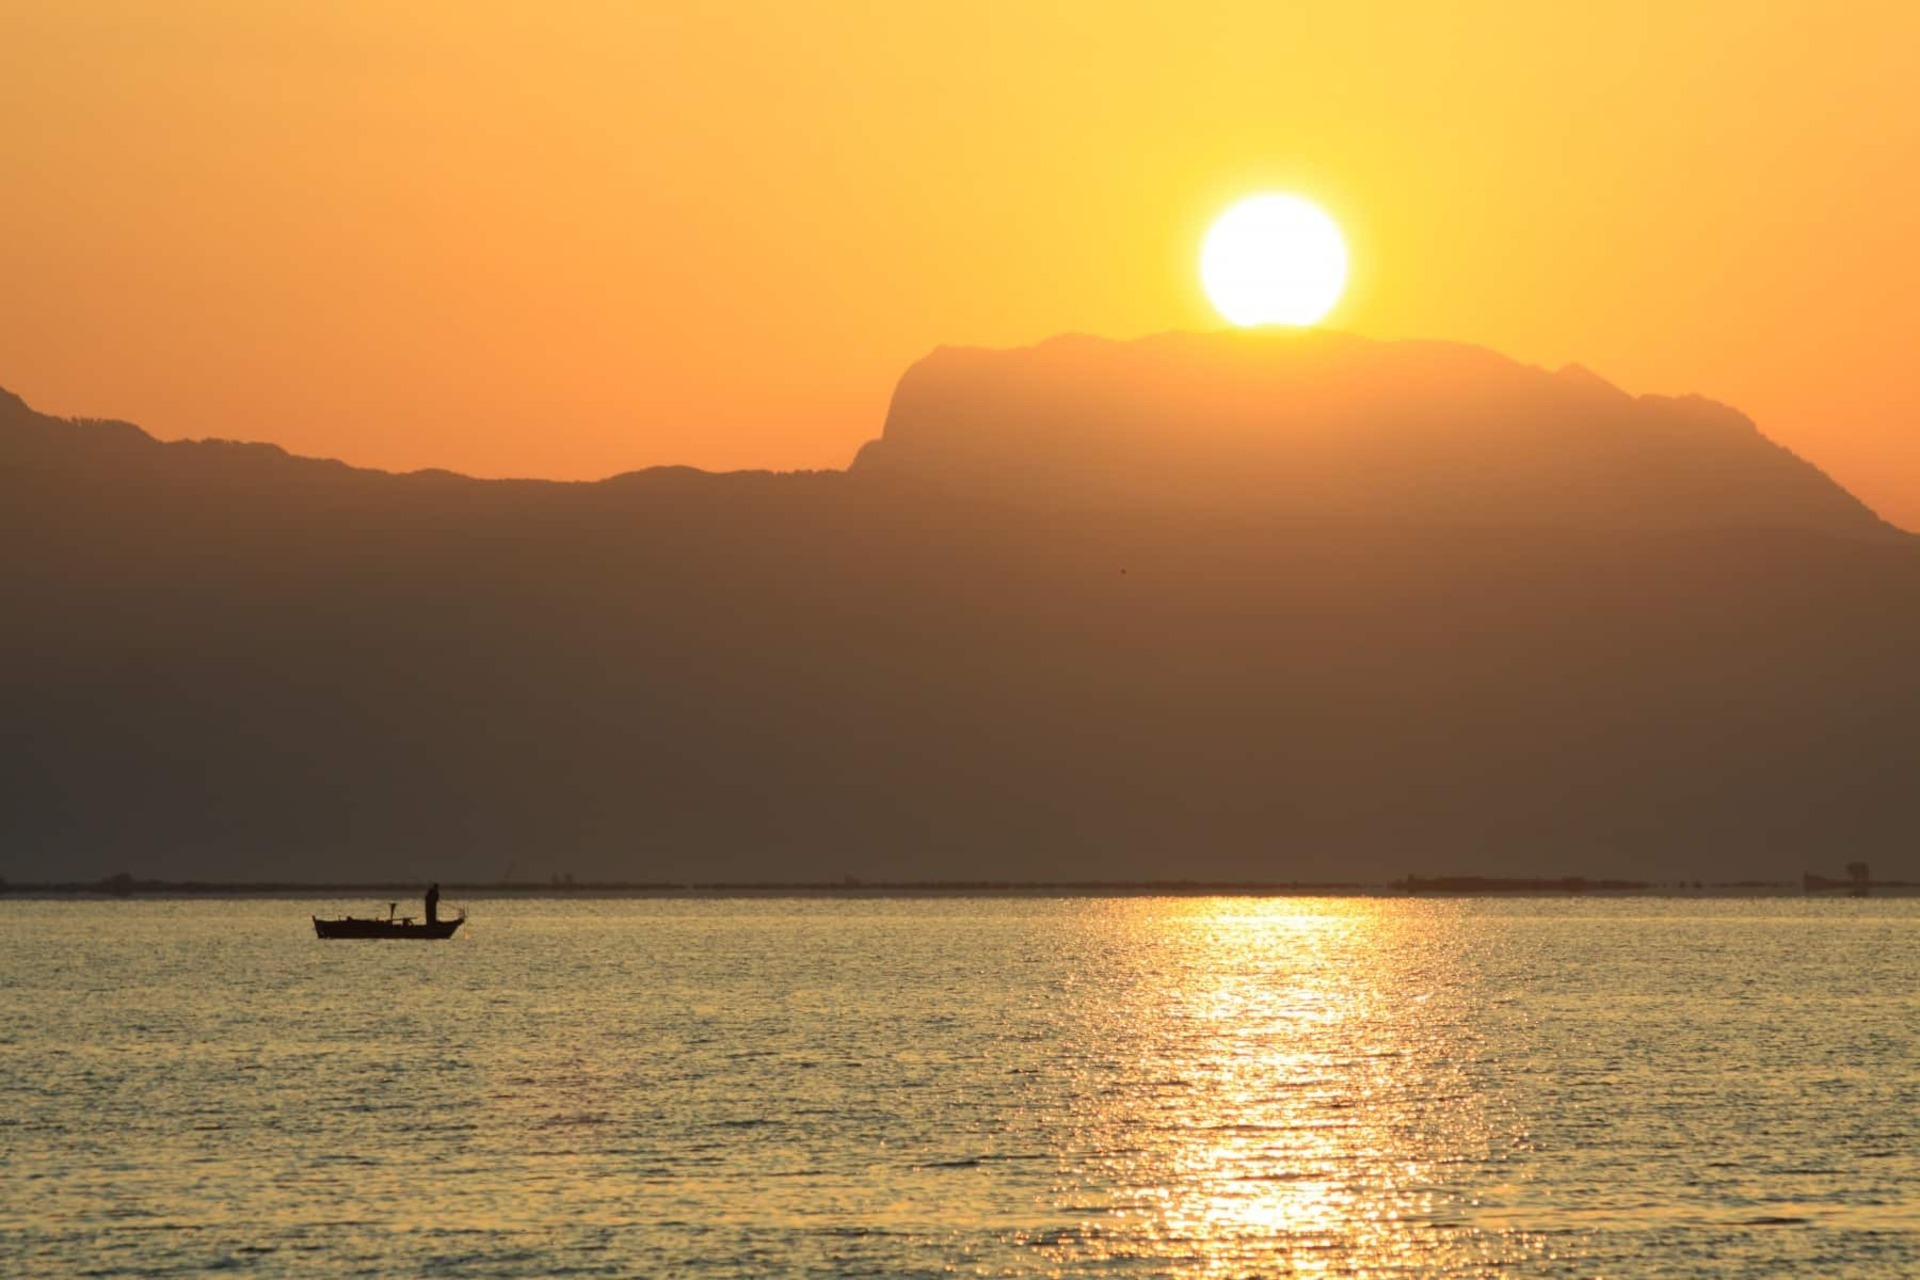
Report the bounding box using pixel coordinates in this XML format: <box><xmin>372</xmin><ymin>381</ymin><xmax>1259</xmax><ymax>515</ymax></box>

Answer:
<box><xmin>1200</xmin><ymin>194</ymin><xmax>1348</xmax><ymax>327</ymax></box>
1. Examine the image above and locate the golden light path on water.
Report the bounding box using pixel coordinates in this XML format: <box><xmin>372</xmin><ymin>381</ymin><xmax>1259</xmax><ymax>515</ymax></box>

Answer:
<box><xmin>1026</xmin><ymin>897</ymin><xmax>1532</xmax><ymax>1275</ymax></box>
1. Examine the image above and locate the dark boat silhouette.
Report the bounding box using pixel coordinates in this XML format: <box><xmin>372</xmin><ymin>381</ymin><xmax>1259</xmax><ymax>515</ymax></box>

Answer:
<box><xmin>313</xmin><ymin>900</ymin><xmax>465</xmax><ymax>939</ymax></box>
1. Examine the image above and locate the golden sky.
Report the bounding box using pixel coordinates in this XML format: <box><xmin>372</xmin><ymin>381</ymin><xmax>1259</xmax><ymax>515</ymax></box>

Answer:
<box><xmin>5</xmin><ymin>3</ymin><xmax>1918</xmax><ymax>525</ymax></box>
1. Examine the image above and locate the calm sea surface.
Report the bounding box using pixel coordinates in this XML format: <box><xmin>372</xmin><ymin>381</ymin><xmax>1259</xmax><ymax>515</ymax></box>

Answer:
<box><xmin>1</xmin><ymin>896</ymin><xmax>1915</xmax><ymax>1277</ymax></box>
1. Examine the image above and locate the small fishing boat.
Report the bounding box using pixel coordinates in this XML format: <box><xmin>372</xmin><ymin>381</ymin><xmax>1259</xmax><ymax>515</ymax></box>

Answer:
<box><xmin>313</xmin><ymin>900</ymin><xmax>465</xmax><ymax>939</ymax></box>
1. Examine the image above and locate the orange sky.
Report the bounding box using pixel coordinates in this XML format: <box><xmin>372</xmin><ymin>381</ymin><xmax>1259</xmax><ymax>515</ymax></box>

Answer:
<box><xmin>5</xmin><ymin>3</ymin><xmax>1918</xmax><ymax>526</ymax></box>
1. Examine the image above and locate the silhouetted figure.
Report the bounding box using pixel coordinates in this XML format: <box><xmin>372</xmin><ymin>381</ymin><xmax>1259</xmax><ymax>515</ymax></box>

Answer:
<box><xmin>425</xmin><ymin>882</ymin><xmax>441</xmax><ymax>924</ymax></box>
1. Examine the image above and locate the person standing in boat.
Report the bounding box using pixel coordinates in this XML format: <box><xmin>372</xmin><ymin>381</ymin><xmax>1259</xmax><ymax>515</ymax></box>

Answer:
<box><xmin>425</xmin><ymin>882</ymin><xmax>441</xmax><ymax>924</ymax></box>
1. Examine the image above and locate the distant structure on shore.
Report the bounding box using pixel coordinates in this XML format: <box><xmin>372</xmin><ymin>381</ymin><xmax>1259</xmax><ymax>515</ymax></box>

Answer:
<box><xmin>1804</xmin><ymin>862</ymin><xmax>1877</xmax><ymax>896</ymax></box>
<box><xmin>1395</xmin><ymin>876</ymin><xmax>1649</xmax><ymax>894</ymax></box>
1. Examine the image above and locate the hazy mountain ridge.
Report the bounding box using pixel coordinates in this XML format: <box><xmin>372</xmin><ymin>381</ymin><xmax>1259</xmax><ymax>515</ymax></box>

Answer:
<box><xmin>0</xmin><ymin>383</ymin><xmax>833</xmax><ymax>499</ymax></box>
<box><xmin>854</xmin><ymin>330</ymin><xmax>1895</xmax><ymax>538</ymax></box>
<box><xmin>5</xmin><ymin>334</ymin><xmax>1918</xmax><ymax>885</ymax></box>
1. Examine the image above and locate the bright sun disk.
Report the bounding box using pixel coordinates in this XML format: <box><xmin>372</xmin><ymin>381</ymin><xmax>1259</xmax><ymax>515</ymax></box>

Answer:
<box><xmin>1201</xmin><ymin>194</ymin><xmax>1348</xmax><ymax>327</ymax></box>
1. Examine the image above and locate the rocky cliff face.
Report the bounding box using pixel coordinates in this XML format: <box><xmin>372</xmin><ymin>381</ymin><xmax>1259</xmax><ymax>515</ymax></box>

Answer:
<box><xmin>854</xmin><ymin>330</ymin><xmax>1894</xmax><ymax>537</ymax></box>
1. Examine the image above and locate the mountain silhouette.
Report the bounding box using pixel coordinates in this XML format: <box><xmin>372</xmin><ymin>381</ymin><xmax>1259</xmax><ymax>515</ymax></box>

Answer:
<box><xmin>856</xmin><ymin>330</ymin><xmax>1894</xmax><ymax>536</ymax></box>
<box><xmin>4</xmin><ymin>333</ymin><xmax>1917</xmax><ymax>886</ymax></box>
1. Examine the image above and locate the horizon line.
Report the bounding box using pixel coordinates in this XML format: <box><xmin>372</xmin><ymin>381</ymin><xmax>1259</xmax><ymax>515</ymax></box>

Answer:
<box><xmin>14</xmin><ymin>875</ymin><xmax>1897</xmax><ymax>899</ymax></box>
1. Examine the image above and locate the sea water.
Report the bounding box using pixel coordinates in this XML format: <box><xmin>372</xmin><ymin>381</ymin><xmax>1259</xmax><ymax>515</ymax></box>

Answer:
<box><xmin>1</xmin><ymin>895</ymin><xmax>1914</xmax><ymax>1277</ymax></box>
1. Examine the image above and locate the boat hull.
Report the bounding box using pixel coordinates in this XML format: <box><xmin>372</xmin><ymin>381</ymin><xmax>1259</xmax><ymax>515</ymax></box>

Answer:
<box><xmin>313</xmin><ymin>915</ymin><xmax>464</xmax><ymax>940</ymax></box>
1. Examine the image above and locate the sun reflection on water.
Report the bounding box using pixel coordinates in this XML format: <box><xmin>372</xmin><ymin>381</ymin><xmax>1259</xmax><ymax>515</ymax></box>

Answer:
<box><xmin>1034</xmin><ymin>897</ymin><xmax>1529</xmax><ymax>1275</ymax></box>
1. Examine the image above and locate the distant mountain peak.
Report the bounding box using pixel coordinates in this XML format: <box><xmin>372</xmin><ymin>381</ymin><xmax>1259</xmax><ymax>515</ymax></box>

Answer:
<box><xmin>852</xmin><ymin>329</ymin><xmax>1896</xmax><ymax>538</ymax></box>
<box><xmin>1554</xmin><ymin>362</ymin><xmax>1632</xmax><ymax>401</ymax></box>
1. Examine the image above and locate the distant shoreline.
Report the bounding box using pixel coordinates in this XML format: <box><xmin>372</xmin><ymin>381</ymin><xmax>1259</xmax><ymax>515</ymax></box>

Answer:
<box><xmin>4</xmin><ymin>875</ymin><xmax>1910</xmax><ymax>899</ymax></box>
